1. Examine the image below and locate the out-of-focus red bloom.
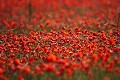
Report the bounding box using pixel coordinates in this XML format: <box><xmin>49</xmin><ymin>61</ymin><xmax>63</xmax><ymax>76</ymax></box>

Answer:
<box><xmin>0</xmin><ymin>68</ymin><xmax>3</xmax><ymax>74</ymax></box>
<box><xmin>46</xmin><ymin>20</ymin><xmax>51</xmax><ymax>26</ymax></box>
<box><xmin>46</xmin><ymin>64</ymin><xmax>55</xmax><ymax>72</ymax></box>
<box><xmin>109</xmin><ymin>37</ymin><xmax>116</xmax><ymax>45</ymax></box>
<box><xmin>17</xmin><ymin>75</ymin><xmax>24</xmax><ymax>80</ymax></box>
<box><xmin>13</xmin><ymin>35</ymin><xmax>18</xmax><ymax>41</ymax></box>
<box><xmin>88</xmin><ymin>72</ymin><xmax>94</xmax><ymax>78</ymax></box>
<box><xmin>92</xmin><ymin>54</ymin><xmax>98</xmax><ymax>63</ymax></box>
<box><xmin>28</xmin><ymin>57</ymin><xmax>34</xmax><ymax>64</ymax></box>
<box><xmin>113</xmin><ymin>47</ymin><xmax>120</xmax><ymax>53</ymax></box>
<box><xmin>47</xmin><ymin>78</ymin><xmax>51</xmax><ymax>80</ymax></box>
<box><xmin>66</xmin><ymin>68</ymin><xmax>72</xmax><ymax>76</ymax></box>
<box><xmin>21</xmin><ymin>58</ymin><xmax>26</xmax><ymax>63</ymax></box>
<box><xmin>22</xmin><ymin>66</ymin><xmax>31</xmax><ymax>74</ymax></box>
<box><xmin>76</xmin><ymin>52</ymin><xmax>83</xmax><ymax>58</ymax></box>
<box><xmin>14</xmin><ymin>59</ymin><xmax>20</xmax><ymax>65</ymax></box>
<box><xmin>0</xmin><ymin>75</ymin><xmax>8</xmax><ymax>80</ymax></box>
<box><xmin>104</xmin><ymin>76</ymin><xmax>110</xmax><ymax>80</ymax></box>
<box><xmin>46</xmin><ymin>54</ymin><xmax>56</xmax><ymax>62</ymax></box>
<box><xmin>115</xmin><ymin>67</ymin><xmax>120</xmax><ymax>73</ymax></box>
<box><xmin>7</xmin><ymin>58</ymin><xmax>13</xmax><ymax>63</ymax></box>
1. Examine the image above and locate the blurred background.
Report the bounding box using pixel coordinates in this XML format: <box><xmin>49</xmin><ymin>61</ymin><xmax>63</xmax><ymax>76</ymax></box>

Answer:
<box><xmin>0</xmin><ymin>0</ymin><xmax>120</xmax><ymax>34</ymax></box>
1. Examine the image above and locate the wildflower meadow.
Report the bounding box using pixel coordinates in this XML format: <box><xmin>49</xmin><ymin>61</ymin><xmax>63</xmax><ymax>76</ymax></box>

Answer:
<box><xmin>0</xmin><ymin>0</ymin><xmax>120</xmax><ymax>80</ymax></box>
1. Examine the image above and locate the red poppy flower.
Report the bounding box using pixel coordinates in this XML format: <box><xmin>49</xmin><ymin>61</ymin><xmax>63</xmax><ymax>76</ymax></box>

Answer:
<box><xmin>17</xmin><ymin>75</ymin><xmax>24</xmax><ymax>80</ymax></box>
<box><xmin>14</xmin><ymin>59</ymin><xmax>20</xmax><ymax>65</ymax></box>
<box><xmin>0</xmin><ymin>68</ymin><xmax>3</xmax><ymax>74</ymax></box>
<box><xmin>46</xmin><ymin>54</ymin><xmax>56</xmax><ymax>62</ymax></box>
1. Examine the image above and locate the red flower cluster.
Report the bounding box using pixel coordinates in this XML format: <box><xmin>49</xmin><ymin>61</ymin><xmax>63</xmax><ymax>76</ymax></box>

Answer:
<box><xmin>0</xmin><ymin>0</ymin><xmax>120</xmax><ymax>80</ymax></box>
<box><xmin>0</xmin><ymin>29</ymin><xmax>120</xmax><ymax>80</ymax></box>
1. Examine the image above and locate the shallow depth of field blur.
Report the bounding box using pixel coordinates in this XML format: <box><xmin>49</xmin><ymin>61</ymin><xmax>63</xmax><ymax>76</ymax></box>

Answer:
<box><xmin>0</xmin><ymin>0</ymin><xmax>120</xmax><ymax>80</ymax></box>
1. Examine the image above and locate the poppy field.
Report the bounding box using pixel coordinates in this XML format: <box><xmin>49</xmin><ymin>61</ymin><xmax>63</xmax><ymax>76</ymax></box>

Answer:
<box><xmin>0</xmin><ymin>0</ymin><xmax>120</xmax><ymax>80</ymax></box>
